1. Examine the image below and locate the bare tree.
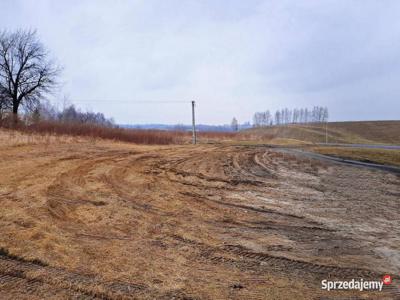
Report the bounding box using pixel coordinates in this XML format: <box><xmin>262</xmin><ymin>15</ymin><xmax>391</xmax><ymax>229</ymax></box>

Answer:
<box><xmin>0</xmin><ymin>29</ymin><xmax>60</xmax><ymax>123</ymax></box>
<box><xmin>322</xmin><ymin>107</ymin><xmax>329</xmax><ymax>122</ymax></box>
<box><xmin>275</xmin><ymin>110</ymin><xmax>281</xmax><ymax>125</ymax></box>
<box><xmin>253</xmin><ymin>112</ymin><xmax>261</xmax><ymax>127</ymax></box>
<box><xmin>264</xmin><ymin>110</ymin><xmax>271</xmax><ymax>125</ymax></box>
<box><xmin>292</xmin><ymin>108</ymin><xmax>299</xmax><ymax>123</ymax></box>
<box><xmin>304</xmin><ymin>108</ymin><xmax>309</xmax><ymax>123</ymax></box>
<box><xmin>253</xmin><ymin>106</ymin><xmax>329</xmax><ymax>126</ymax></box>
<box><xmin>231</xmin><ymin>117</ymin><xmax>239</xmax><ymax>132</ymax></box>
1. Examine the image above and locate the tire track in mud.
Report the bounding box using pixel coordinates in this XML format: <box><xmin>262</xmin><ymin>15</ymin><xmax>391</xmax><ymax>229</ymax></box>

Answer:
<box><xmin>2</xmin><ymin>142</ymin><xmax>399</xmax><ymax>299</ymax></box>
<box><xmin>0</xmin><ymin>256</ymin><xmax>124</xmax><ymax>299</ymax></box>
<box><xmin>0</xmin><ymin>253</ymin><xmax>194</xmax><ymax>299</ymax></box>
<box><xmin>169</xmin><ymin>234</ymin><xmax>380</xmax><ymax>280</ymax></box>
<box><xmin>179</xmin><ymin>190</ymin><xmax>303</xmax><ymax>220</ymax></box>
<box><xmin>170</xmin><ymin>234</ymin><xmax>400</xmax><ymax>299</ymax></box>
<box><xmin>160</xmin><ymin>147</ymin><xmax>325</xmax><ymax>191</ymax></box>
<box><xmin>45</xmin><ymin>146</ymin><xmax>399</xmax><ymax>285</ymax></box>
<box><xmin>165</xmin><ymin>147</ymin><xmax>399</xmax><ymax>297</ymax></box>
<box><xmin>157</xmin><ymin>149</ymin><xmax>279</xmax><ymax>189</ymax></box>
<box><xmin>232</xmin><ymin>151</ymin><xmax>277</xmax><ymax>179</ymax></box>
<box><xmin>222</xmin><ymin>245</ymin><xmax>377</xmax><ymax>278</ymax></box>
<box><xmin>45</xmin><ymin>151</ymin><xmax>157</xmax><ymax>218</ymax></box>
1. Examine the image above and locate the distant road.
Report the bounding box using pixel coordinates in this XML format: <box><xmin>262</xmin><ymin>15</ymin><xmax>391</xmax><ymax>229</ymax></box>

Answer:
<box><xmin>316</xmin><ymin>143</ymin><xmax>400</xmax><ymax>150</ymax></box>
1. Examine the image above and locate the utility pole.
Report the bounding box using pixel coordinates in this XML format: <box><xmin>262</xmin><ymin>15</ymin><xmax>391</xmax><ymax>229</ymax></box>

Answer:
<box><xmin>325</xmin><ymin>121</ymin><xmax>328</xmax><ymax>144</ymax></box>
<box><xmin>192</xmin><ymin>100</ymin><xmax>197</xmax><ymax>145</ymax></box>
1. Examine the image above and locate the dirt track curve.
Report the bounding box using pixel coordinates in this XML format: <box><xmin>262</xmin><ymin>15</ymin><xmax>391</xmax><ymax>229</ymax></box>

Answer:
<box><xmin>0</xmin><ymin>137</ymin><xmax>399</xmax><ymax>299</ymax></box>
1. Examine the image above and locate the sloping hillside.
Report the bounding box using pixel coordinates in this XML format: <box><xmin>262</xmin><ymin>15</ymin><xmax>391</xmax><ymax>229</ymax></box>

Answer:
<box><xmin>242</xmin><ymin>121</ymin><xmax>400</xmax><ymax>145</ymax></box>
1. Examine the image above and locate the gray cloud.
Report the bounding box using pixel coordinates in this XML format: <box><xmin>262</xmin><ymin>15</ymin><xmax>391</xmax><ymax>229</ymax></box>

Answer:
<box><xmin>1</xmin><ymin>0</ymin><xmax>399</xmax><ymax>124</ymax></box>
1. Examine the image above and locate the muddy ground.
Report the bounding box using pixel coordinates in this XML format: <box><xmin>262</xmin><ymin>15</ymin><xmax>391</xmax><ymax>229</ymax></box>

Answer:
<box><xmin>0</xmin><ymin>134</ymin><xmax>399</xmax><ymax>299</ymax></box>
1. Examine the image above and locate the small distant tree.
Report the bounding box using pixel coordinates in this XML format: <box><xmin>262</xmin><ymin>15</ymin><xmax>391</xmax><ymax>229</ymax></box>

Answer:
<box><xmin>0</xmin><ymin>29</ymin><xmax>60</xmax><ymax>123</ymax></box>
<box><xmin>253</xmin><ymin>112</ymin><xmax>261</xmax><ymax>127</ymax></box>
<box><xmin>304</xmin><ymin>108</ymin><xmax>309</xmax><ymax>123</ymax></box>
<box><xmin>299</xmin><ymin>108</ymin><xmax>305</xmax><ymax>123</ymax></box>
<box><xmin>31</xmin><ymin>107</ymin><xmax>41</xmax><ymax>123</ymax></box>
<box><xmin>322</xmin><ymin>107</ymin><xmax>329</xmax><ymax>122</ymax></box>
<box><xmin>264</xmin><ymin>110</ymin><xmax>271</xmax><ymax>126</ymax></box>
<box><xmin>275</xmin><ymin>110</ymin><xmax>281</xmax><ymax>125</ymax></box>
<box><xmin>231</xmin><ymin>117</ymin><xmax>239</xmax><ymax>132</ymax></box>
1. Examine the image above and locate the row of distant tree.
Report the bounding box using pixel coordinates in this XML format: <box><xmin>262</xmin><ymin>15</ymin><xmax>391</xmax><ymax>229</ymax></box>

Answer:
<box><xmin>1</xmin><ymin>98</ymin><xmax>115</xmax><ymax>128</ymax></box>
<box><xmin>29</xmin><ymin>102</ymin><xmax>115</xmax><ymax>127</ymax></box>
<box><xmin>252</xmin><ymin>106</ymin><xmax>329</xmax><ymax>127</ymax></box>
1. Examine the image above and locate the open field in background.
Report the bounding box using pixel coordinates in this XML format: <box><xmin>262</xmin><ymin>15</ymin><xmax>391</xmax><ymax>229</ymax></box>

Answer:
<box><xmin>0</xmin><ymin>129</ymin><xmax>399</xmax><ymax>299</ymax></box>
<box><xmin>2</xmin><ymin>120</ymin><xmax>398</xmax><ymax>148</ymax></box>
<box><xmin>241</xmin><ymin>120</ymin><xmax>400</xmax><ymax>145</ymax></box>
<box><xmin>233</xmin><ymin>120</ymin><xmax>400</xmax><ymax>167</ymax></box>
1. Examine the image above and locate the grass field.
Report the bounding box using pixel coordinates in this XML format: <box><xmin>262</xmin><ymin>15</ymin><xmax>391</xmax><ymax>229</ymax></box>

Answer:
<box><xmin>241</xmin><ymin>120</ymin><xmax>400</xmax><ymax>145</ymax></box>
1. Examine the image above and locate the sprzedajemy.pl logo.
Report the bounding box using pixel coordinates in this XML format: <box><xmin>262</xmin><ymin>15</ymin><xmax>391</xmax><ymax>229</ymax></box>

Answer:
<box><xmin>321</xmin><ymin>275</ymin><xmax>393</xmax><ymax>292</ymax></box>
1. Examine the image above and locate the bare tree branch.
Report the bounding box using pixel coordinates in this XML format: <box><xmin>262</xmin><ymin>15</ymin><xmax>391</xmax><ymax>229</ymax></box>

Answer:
<box><xmin>0</xmin><ymin>29</ymin><xmax>61</xmax><ymax>121</ymax></box>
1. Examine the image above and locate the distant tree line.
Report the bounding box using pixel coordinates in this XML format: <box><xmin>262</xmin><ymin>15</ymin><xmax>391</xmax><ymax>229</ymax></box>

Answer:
<box><xmin>31</xmin><ymin>102</ymin><xmax>115</xmax><ymax>127</ymax></box>
<box><xmin>253</xmin><ymin>106</ymin><xmax>329</xmax><ymax>127</ymax></box>
<box><xmin>1</xmin><ymin>98</ymin><xmax>114</xmax><ymax>127</ymax></box>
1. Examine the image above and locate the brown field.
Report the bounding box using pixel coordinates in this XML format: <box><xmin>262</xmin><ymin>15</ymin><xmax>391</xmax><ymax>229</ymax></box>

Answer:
<box><xmin>242</xmin><ymin>120</ymin><xmax>400</xmax><ymax>145</ymax></box>
<box><xmin>0</xmin><ymin>129</ymin><xmax>399</xmax><ymax>299</ymax></box>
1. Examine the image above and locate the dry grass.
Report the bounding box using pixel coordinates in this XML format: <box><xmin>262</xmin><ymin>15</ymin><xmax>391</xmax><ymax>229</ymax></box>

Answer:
<box><xmin>196</xmin><ymin>131</ymin><xmax>238</xmax><ymax>141</ymax></box>
<box><xmin>241</xmin><ymin>121</ymin><xmax>400</xmax><ymax>145</ymax></box>
<box><xmin>311</xmin><ymin>146</ymin><xmax>400</xmax><ymax>167</ymax></box>
<box><xmin>0</xmin><ymin>121</ymin><xmax>243</xmax><ymax>145</ymax></box>
<box><xmin>224</xmin><ymin>137</ymin><xmax>311</xmax><ymax>147</ymax></box>
<box><xmin>1</xmin><ymin>121</ymin><xmax>191</xmax><ymax>145</ymax></box>
<box><xmin>0</xmin><ymin>130</ymin><xmax>399</xmax><ymax>299</ymax></box>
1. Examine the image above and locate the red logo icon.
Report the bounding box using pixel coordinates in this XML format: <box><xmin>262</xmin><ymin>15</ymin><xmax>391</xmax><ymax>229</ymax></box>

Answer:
<box><xmin>382</xmin><ymin>275</ymin><xmax>392</xmax><ymax>285</ymax></box>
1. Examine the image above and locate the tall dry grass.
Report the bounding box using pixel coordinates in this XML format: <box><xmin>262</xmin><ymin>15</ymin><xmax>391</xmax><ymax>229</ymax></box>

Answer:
<box><xmin>0</xmin><ymin>113</ymin><xmax>244</xmax><ymax>145</ymax></box>
<box><xmin>1</xmin><ymin>120</ymin><xmax>190</xmax><ymax>145</ymax></box>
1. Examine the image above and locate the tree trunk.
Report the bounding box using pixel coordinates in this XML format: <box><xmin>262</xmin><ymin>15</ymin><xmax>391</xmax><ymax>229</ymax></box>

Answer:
<box><xmin>12</xmin><ymin>103</ymin><xmax>18</xmax><ymax>126</ymax></box>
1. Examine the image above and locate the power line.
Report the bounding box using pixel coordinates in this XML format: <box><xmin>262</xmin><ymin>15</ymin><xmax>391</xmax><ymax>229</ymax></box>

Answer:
<box><xmin>69</xmin><ymin>100</ymin><xmax>190</xmax><ymax>104</ymax></box>
<box><xmin>192</xmin><ymin>100</ymin><xmax>196</xmax><ymax>145</ymax></box>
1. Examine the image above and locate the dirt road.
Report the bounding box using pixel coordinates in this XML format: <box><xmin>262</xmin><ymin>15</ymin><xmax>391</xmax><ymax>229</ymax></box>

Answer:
<box><xmin>0</xmin><ymin>133</ymin><xmax>399</xmax><ymax>299</ymax></box>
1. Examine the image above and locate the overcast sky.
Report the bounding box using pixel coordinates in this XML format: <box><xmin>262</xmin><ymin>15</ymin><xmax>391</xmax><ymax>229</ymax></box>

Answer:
<box><xmin>1</xmin><ymin>0</ymin><xmax>400</xmax><ymax>124</ymax></box>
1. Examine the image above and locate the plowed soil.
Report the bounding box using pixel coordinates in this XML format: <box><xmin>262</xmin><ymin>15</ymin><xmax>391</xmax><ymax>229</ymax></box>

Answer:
<box><xmin>0</xmin><ymin>132</ymin><xmax>399</xmax><ymax>299</ymax></box>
